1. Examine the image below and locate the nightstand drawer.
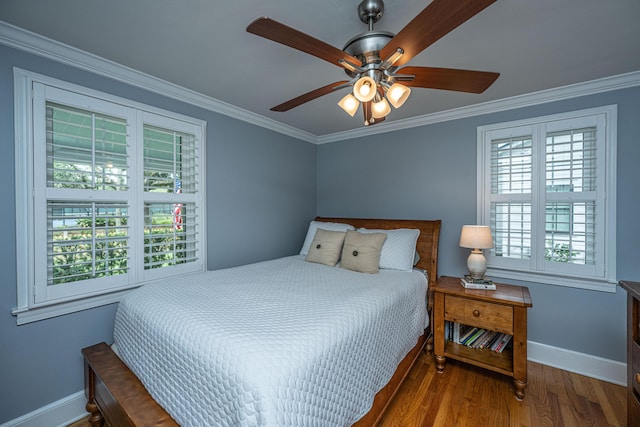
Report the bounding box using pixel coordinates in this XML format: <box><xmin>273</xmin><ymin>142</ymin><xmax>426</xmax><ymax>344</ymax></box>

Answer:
<box><xmin>444</xmin><ymin>295</ymin><xmax>513</xmax><ymax>334</ymax></box>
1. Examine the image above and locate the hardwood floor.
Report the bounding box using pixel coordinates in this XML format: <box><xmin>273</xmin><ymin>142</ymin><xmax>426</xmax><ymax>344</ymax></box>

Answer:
<box><xmin>69</xmin><ymin>351</ymin><xmax>627</xmax><ymax>427</ymax></box>
<box><xmin>378</xmin><ymin>351</ymin><xmax>626</xmax><ymax>427</ymax></box>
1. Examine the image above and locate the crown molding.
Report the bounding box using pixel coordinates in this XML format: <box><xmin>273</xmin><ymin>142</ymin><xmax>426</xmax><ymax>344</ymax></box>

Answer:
<box><xmin>317</xmin><ymin>70</ymin><xmax>640</xmax><ymax>144</ymax></box>
<box><xmin>1</xmin><ymin>20</ymin><xmax>639</xmax><ymax>146</ymax></box>
<box><xmin>0</xmin><ymin>20</ymin><xmax>317</xmax><ymax>144</ymax></box>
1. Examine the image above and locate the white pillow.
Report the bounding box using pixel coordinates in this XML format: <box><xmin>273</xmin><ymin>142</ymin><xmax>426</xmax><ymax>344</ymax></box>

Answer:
<box><xmin>300</xmin><ymin>221</ymin><xmax>355</xmax><ymax>255</ymax></box>
<box><xmin>358</xmin><ymin>228</ymin><xmax>420</xmax><ymax>271</ymax></box>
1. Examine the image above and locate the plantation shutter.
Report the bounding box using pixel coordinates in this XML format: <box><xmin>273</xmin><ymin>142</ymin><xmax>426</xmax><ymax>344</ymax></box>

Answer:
<box><xmin>478</xmin><ymin>107</ymin><xmax>613</xmax><ymax>290</ymax></box>
<box><xmin>544</xmin><ymin>126</ymin><xmax>598</xmax><ymax>267</ymax></box>
<box><xmin>489</xmin><ymin>134</ymin><xmax>533</xmax><ymax>261</ymax></box>
<box><xmin>142</xmin><ymin>123</ymin><xmax>199</xmax><ymax>271</ymax></box>
<box><xmin>17</xmin><ymin>76</ymin><xmax>206</xmax><ymax>321</ymax></box>
<box><xmin>37</xmin><ymin>99</ymin><xmax>132</xmax><ymax>303</ymax></box>
<box><xmin>48</xmin><ymin>202</ymin><xmax>129</xmax><ymax>285</ymax></box>
<box><xmin>143</xmin><ymin>125</ymin><xmax>197</xmax><ymax>194</ymax></box>
<box><xmin>46</xmin><ymin>103</ymin><xmax>129</xmax><ymax>190</ymax></box>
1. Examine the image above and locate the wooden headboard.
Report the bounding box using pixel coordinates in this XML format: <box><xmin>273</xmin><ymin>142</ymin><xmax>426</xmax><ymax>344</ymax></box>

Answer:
<box><xmin>314</xmin><ymin>217</ymin><xmax>441</xmax><ymax>284</ymax></box>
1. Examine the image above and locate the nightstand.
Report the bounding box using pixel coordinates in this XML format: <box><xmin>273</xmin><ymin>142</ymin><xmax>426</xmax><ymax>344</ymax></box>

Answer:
<box><xmin>433</xmin><ymin>276</ymin><xmax>533</xmax><ymax>399</ymax></box>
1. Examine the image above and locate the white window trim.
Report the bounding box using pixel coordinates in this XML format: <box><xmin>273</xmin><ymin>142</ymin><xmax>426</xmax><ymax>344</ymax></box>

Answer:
<box><xmin>476</xmin><ymin>105</ymin><xmax>617</xmax><ymax>292</ymax></box>
<box><xmin>13</xmin><ymin>68</ymin><xmax>207</xmax><ymax>324</ymax></box>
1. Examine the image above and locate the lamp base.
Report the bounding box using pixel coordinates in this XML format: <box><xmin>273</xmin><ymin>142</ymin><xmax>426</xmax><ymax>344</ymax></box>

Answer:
<box><xmin>466</xmin><ymin>249</ymin><xmax>487</xmax><ymax>280</ymax></box>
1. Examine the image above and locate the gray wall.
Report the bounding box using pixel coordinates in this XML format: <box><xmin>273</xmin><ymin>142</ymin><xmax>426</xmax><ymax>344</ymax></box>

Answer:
<box><xmin>318</xmin><ymin>86</ymin><xmax>640</xmax><ymax>363</ymax></box>
<box><xmin>0</xmin><ymin>44</ymin><xmax>317</xmax><ymax>423</ymax></box>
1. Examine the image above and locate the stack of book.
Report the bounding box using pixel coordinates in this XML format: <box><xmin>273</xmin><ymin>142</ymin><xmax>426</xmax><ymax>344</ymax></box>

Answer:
<box><xmin>445</xmin><ymin>321</ymin><xmax>512</xmax><ymax>353</ymax></box>
<box><xmin>460</xmin><ymin>275</ymin><xmax>496</xmax><ymax>290</ymax></box>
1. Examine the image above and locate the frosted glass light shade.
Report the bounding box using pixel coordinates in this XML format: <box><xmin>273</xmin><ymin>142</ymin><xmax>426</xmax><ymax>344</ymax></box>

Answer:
<box><xmin>338</xmin><ymin>93</ymin><xmax>359</xmax><ymax>117</ymax></box>
<box><xmin>353</xmin><ymin>76</ymin><xmax>377</xmax><ymax>102</ymax></box>
<box><xmin>371</xmin><ymin>98</ymin><xmax>391</xmax><ymax>119</ymax></box>
<box><xmin>386</xmin><ymin>83</ymin><xmax>411</xmax><ymax>108</ymax></box>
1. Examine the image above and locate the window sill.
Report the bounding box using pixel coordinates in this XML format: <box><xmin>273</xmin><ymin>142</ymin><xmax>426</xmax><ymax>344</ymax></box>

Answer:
<box><xmin>12</xmin><ymin>288</ymin><xmax>134</xmax><ymax>325</ymax></box>
<box><xmin>486</xmin><ymin>267</ymin><xmax>617</xmax><ymax>293</ymax></box>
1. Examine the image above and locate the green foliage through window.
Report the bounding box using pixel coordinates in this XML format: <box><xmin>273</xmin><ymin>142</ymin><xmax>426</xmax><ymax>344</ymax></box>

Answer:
<box><xmin>545</xmin><ymin>243</ymin><xmax>578</xmax><ymax>263</ymax></box>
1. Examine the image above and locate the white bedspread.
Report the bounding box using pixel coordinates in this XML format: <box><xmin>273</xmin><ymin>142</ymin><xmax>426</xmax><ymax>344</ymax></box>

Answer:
<box><xmin>113</xmin><ymin>255</ymin><xmax>428</xmax><ymax>426</ymax></box>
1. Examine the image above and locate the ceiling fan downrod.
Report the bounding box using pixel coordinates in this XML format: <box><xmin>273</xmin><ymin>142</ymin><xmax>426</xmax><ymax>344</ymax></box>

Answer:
<box><xmin>358</xmin><ymin>0</ymin><xmax>385</xmax><ymax>31</ymax></box>
<box><xmin>345</xmin><ymin>0</ymin><xmax>405</xmax><ymax>77</ymax></box>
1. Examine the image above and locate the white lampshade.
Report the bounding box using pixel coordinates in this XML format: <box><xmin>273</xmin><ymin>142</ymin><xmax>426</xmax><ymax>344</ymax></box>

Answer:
<box><xmin>459</xmin><ymin>225</ymin><xmax>493</xmax><ymax>280</ymax></box>
<box><xmin>386</xmin><ymin>83</ymin><xmax>411</xmax><ymax>108</ymax></box>
<box><xmin>371</xmin><ymin>98</ymin><xmax>391</xmax><ymax>119</ymax></box>
<box><xmin>338</xmin><ymin>93</ymin><xmax>359</xmax><ymax>117</ymax></box>
<box><xmin>459</xmin><ymin>225</ymin><xmax>493</xmax><ymax>249</ymax></box>
<box><xmin>353</xmin><ymin>76</ymin><xmax>377</xmax><ymax>102</ymax></box>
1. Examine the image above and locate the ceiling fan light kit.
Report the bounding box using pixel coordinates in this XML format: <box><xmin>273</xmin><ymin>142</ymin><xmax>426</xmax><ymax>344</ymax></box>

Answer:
<box><xmin>353</xmin><ymin>75</ymin><xmax>377</xmax><ymax>102</ymax></box>
<box><xmin>338</xmin><ymin>93</ymin><xmax>360</xmax><ymax>117</ymax></box>
<box><xmin>386</xmin><ymin>83</ymin><xmax>411</xmax><ymax>109</ymax></box>
<box><xmin>371</xmin><ymin>97</ymin><xmax>391</xmax><ymax>119</ymax></box>
<box><xmin>247</xmin><ymin>0</ymin><xmax>500</xmax><ymax>127</ymax></box>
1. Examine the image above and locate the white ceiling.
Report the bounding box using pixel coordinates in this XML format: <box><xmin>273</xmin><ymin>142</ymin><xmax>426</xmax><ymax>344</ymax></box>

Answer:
<box><xmin>1</xmin><ymin>0</ymin><xmax>639</xmax><ymax>137</ymax></box>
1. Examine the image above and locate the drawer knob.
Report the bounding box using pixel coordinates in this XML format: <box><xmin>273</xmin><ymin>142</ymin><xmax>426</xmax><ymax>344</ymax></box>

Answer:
<box><xmin>636</xmin><ymin>373</ymin><xmax>640</xmax><ymax>384</ymax></box>
<box><xmin>473</xmin><ymin>309</ymin><xmax>480</xmax><ymax>317</ymax></box>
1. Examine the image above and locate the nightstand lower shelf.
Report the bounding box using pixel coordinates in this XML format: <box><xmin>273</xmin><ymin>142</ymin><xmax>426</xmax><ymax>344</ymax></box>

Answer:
<box><xmin>443</xmin><ymin>341</ymin><xmax>513</xmax><ymax>376</ymax></box>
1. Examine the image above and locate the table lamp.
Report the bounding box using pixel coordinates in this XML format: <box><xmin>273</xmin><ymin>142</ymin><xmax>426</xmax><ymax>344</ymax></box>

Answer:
<box><xmin>459</xmin><ymin>225</ymin><xmax>493</xmax><ymax>279</ymax></box>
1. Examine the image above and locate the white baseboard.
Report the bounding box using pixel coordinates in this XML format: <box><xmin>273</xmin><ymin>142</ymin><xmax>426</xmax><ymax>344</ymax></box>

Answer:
<box><xmin>0</xmin><ymin>390</ymin><xmax>86</xmax><ymax>427</ymax></box>
<box><xmin>528</xmin><ymin>340</ymin><xmax>627</xmax><ymax>386</ymax></box>
<box><xmin>2</xmin><ymin>342</ymin><xmax>627</xmax><ymax>426</ymax></box>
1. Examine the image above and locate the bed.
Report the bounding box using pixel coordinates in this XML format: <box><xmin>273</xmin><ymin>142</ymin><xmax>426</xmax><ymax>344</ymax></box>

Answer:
<box><xmin>82</xmin><ymin>217</ymin><xmax>441</xmax><ymax>426</ymax></box>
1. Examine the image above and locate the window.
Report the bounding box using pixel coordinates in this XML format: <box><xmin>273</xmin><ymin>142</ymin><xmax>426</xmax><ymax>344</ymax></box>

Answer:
<box><xmin>13</xmin><ymin>69</ymin><xmax>206</xmax><ymax>323</ymax></box>
<box><xmin>477</xmin><ymin>106</ymin><xmax>616</xmax><ymax>292</ymax></box>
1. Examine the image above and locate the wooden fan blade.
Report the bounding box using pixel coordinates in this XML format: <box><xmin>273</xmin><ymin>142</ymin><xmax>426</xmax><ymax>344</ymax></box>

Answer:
<box><xmin>247</xmin><ymin>17</ymin><xmax>361</xmax><ymax>68</ymax></box>
<box><xmin>380</xmin><ymin>0</ymin><xmax>497</xmax><ymax>67</ymax></box>
<box><xmin>399</xmin><ymin>66</ymin><xmax>499</xmax><ymax>93</ymax></box>
<box><xmin>271</xmin><ymin>81</ymin><xmax>349</xmax><ymax>112</ymax></box>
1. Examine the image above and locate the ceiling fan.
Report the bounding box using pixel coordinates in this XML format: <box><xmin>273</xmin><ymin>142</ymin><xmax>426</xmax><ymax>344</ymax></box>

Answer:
<box><xmin>247</xmin><ymin>0</ymin><xmax>499</xmax><ymax>126</ymax></box>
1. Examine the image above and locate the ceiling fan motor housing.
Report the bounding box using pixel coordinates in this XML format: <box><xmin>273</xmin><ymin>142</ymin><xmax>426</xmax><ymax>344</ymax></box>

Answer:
<box><xmin>342</xmin><ymin>31</ymin><xmax>394</xmax><ymax>77</ymax></box>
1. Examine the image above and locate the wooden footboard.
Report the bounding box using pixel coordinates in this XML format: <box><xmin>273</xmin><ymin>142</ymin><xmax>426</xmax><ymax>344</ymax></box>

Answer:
<box><xmin>83</xmin><ymin>343</ymin><xmax>178</xmax><ymax>426</ymax></box>
<box><xmin>83</xmin><ymin>331</ymin><xmax>431</xmax><ymax>427</ymax></box>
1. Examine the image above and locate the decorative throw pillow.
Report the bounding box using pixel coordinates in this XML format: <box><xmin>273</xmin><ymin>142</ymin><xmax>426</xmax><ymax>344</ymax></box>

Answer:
<box><xmin>300</xmin><ymin>221</ymin><xmax>354</xmax><ymax>255</ymax></box>
<box><xmin>340</xmin><ymin>230</ymin><xmax>387</xmax><ymax>274</ymax></box>
<box><xmin>305</xmin><ymin>229</ymin><xmax>347</xmax><ymax>266</ymax></box>
<box><xmin>358</xmin><ymin>228</ymin><xmax>420</xmax><ymax>271</ymax></box>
